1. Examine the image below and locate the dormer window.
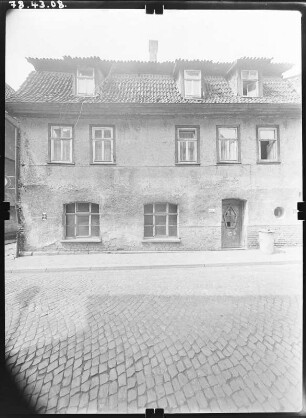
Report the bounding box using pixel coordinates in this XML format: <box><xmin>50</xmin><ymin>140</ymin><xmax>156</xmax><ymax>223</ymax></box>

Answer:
<box><xmin>241</xmin><ymin>70</ymin><xmax>258</xmax><ymax>97</ymax></box>
<box><xmin>184</xmin><ymin>70</ymin><xmax>201</xmax><ymax>98</ymax></box>
<box><xmin>77</xmin><ymin>68</ymin><xmax>95</xmax><ymax>96</ymax></box>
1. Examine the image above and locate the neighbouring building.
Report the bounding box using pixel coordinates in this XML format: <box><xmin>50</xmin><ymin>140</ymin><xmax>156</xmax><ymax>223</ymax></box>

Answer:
<box><xmin>285</xmin><ymin>73</ymin><xmax>301</xmax><ymax>97</ymax></box>
<box><xmin>5</xmin><ymin>46</ymin><xmax>302</xmax><ymax>254</ymax></box>
<box><xmin>5</xmin><ymin>83</ymin><xmax>19</xmax><ymax>240</ymax></box>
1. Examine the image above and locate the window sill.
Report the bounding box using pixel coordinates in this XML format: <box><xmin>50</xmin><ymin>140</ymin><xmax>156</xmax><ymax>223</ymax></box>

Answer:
<box><xmin>184</xmin><ymin>96</ymin><xmax>202</xmax><ymax>100</ymax></box>
<box><xmin>76</xmin><ymin>94</ymin><xmax>96</xmax><ymax>98</ymax></box>
<box><xmin>217</xmin><ymin>162</ymin><xmax>241</xmax><ymax>165</ymax></box>
<box><xmin>142</xmin><ymin>238</ymin><xmax>181</xmax><ymax>243</ymax></box>
<box><xmin>257</xmin><ymin>161</ymin><xmax>281</xmax><ymax>165</ymax></box>
<box><xmin>47</xmin><ymin>162</ymin><xmax>75</xmax><ymax>166</ymax></box>
<box><xmin>175</xmin><ymin>163</ymin><xmax>200</xmax><ymax>166</ymax></box>
<box><xmin>90</xmin><ymin>162</ymin><xmax>116</xmax><ymax>165</ymax></box>
<box><xmin>61</xmin><ymin>238</ymin><xmax>101</xmax><ymax>243</ymax></box>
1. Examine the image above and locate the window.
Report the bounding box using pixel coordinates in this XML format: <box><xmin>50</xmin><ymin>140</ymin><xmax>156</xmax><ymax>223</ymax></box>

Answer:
<box><xmin>217</xmin><ymin>127</ymin><xmax>239</xmax><ymax>163</ymax></box>
<box><xmin>65</xmin><ymin>203</ymin><xmax>100</xmax><ymax>238</ymax></box>
<box><xmin>49</xmin><ymin>125</ymin><xmax>73</xmax><ymax>163</ymax></box>
<box><xmin>258</xmin><ymin>127</ymin><xmax>279</xmax><ymax>162</ymax></box>
<box><xmin>144</xmin><ymin>203</ymin><xmax>178</xmax><ymax>238</ymax></box>
<box><xmin>241</xmin><ymin>70</ymin><xmax>259</xmax><ymax>97</ymax></box>
<box><xmin>91</xmin><ymin>126</ymin><xmax>115</xmax><ymax>163</ymax></box>
<box><xmin>184</xmin><ymin>70</ymin><xmax>201</xmax><ymax>98</ymax></box>
<box><xmin>77</xmin><ymin>68</ymin><xmax>95</xmax><ymax>96</ymax></box>
<box><xmin>176</xmin><ymin>126</ymin><xmax>199</xmax><ymax>164</ymax></box>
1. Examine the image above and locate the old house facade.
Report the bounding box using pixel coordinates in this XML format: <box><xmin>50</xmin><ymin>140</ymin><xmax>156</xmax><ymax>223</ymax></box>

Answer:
<box><xmin>5</xmin><ymin>83</ymin><xmax>19</xmax><ymax>240</ymax></box>
<box><xmin>5</xmin><ymin>52</ymin><xmax>302</xmax><ymax>254</ymax></box>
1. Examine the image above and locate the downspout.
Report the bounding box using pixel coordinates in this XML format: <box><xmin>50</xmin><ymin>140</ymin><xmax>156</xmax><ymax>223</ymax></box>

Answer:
<box><xmin>15</xmin><ymin>124</ymin><xmax>23</xmax><ymax>258</ymax></box>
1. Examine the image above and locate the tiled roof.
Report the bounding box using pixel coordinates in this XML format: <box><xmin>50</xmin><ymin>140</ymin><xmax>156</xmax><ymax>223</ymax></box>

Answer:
<box><xmin>7</xmin><ymin>70</ymin><xmax>300</xmax><ymax>105</ymax></box>
<box><xmin>5</xmin><ymin>83</ymin><xmax>15</xmax><ymax>100</ymax></box>
<box><xmin>6</xmin><ymin>56</ymin><xmax>301</xmax><ymax>105</ymax></box>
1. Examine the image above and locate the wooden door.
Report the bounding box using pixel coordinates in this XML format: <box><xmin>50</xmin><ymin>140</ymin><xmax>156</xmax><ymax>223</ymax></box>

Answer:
<box><xmin>222</xmin><ymin>199</ymin><xmax>243</xmax><ymax>248</ymax></box>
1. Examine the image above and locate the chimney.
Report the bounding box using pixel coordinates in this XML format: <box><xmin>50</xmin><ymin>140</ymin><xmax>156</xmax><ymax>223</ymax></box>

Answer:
<box><xmin>149</xmin><ymin>40</ymin><xmax>158</xmax><ymax>62</ymax></box>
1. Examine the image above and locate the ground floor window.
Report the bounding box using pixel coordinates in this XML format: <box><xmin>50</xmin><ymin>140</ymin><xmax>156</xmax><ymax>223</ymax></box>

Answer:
<box><xmin>144</xmin><ymin>203</ymin><xmax>178</xmax><ymax>238</ymax></box>
<box><xmin>65</xmin><ymin>202</ymin><xmax>100</xmax><ymax>238</ymax></box>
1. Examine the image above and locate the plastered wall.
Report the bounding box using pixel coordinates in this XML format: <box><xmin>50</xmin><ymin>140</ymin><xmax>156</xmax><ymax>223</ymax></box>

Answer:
<box><xmin>18</xmin><ymin>113</ymin><xmax>302</xmax><ymax>252</ymax></box>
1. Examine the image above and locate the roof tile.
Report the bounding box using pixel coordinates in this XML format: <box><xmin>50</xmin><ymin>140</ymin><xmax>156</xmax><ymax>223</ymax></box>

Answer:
<box><xmin>7</xmin><ymin>69</ymin><xmax>301</xmax><ymax>105</ymax></box>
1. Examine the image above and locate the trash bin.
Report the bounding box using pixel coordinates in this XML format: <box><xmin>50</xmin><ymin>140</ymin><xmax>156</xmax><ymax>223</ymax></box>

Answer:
<box><xmin>258</xmin><ymin>229</ymin><xmax>275</xmax><ymax>254</ymax></box>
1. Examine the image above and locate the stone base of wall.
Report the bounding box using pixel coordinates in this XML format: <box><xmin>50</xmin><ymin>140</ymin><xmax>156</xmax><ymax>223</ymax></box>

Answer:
<box><xmin>247</xmin><ymin>225</ymin><xmax>302</xmax><ymax>248</ymax></box>
<box><xmin>21</xmin><ymin>225</ymin><xmax>301</xmax><ymax>253</ymax></box>
<box><xmin>22</xmin><ymin>226</ymin><xmax>222</xmax><ymax>253</ymax></box>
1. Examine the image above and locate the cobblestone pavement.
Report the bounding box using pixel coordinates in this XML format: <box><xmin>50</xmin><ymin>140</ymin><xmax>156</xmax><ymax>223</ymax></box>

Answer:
<box><xmin>5</xmin><ymin>264</ymin><xmax>302</xmax><ymax>414</ymax></box>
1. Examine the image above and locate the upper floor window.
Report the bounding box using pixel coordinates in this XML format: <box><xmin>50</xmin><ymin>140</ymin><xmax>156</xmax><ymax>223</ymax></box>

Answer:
<box><xmin>257</xmin><ymin>127</ymin><xmax>279</xmax><ymax>162</ymax></box>
<box><xmin>217</xmin><ymin>126</ymin><xmax>240</xmax><ymax>163</ymax></box>
<box><xmin>144</xmin><ymin>203</ymin><xmax>178</xmax><ymax>238</ymax></box>
<box><xmin>241</xmin><ymin>70</ymin><xmax>258</xmax><ymax>97</ymax></box>
<box><xmin>77</xmin><ymin>68</ymin><xmax>95</xmax><ymax>96</ymax></box>
<box><xmin>176</xmin><ymin>126</ymin><xmax>200</xmax><ymax>164</ymax></box>
<box><xmin>184</xmin><ymin>70</ymin><xmax>201</xmax><ymax>98</ymax></box>
<box><xmin>91</xmin><ymin>126</ymin><xmax>115</xmax><ymax>163</ymax></box>
<box><xmin>49</xmin><ymin>125</ymin><xmax>73</xmax><ymax>164</ymax></box>
<box><xmin>65</xmin><ymin>202</ymin><xmax>100</xmax><ymax>239</ymax></box>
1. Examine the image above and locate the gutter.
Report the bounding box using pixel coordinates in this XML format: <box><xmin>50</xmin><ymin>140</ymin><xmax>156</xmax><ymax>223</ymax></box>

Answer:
<box><xmin>14</xmin><ymin>122</ymin><xmax>21</xmax><ymax>258</ymax></box>
<box><xmin>5</xmin><ymin>102</ymin><xmax>302</xmax><ymax>118</ymax></box>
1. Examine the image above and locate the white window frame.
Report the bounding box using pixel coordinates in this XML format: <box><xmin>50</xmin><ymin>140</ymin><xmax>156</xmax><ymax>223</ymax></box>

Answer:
<box><xmin>91</xmin><ymin>127</ymin><xmax>114</xmax><ymax>163</ymax></box>
<box><xmin>184</xmin><ymin>70</ymin><xmax>202</xmax><ymax>98</ymax></box>
<box><xmin>144</xmin><ymin>203</ymin><xmax>179</xmax><ymax>238</ymax></box>
<box><xmin>177</xmin><ymin>127</ymin><xmax>199</xmax><ymax>164</ymax></box>
<box><xmin>241</xmin><ymin>70</ymin><xmax>258</xmax><ymax>80</ymax></box>
<box><xmin>217</xmin><ymin>126</ymin><xmax>240</xmax><ymax>163</ymax></box>
<box><xmin>257</xmin><ymin>127</ymin><xmax>279</xmax><ymax>162</ymax></box>
<box><xmin>241</xmin><ymin>70</ymin><xmax>259</xmax><ymax>97</ymax></box>
<box><xmin>50</xmin><ymin>125</ymin><xmax>73</xmax><ymax>164</ymax></box>
<box><xmin>65</xmin><ymin>202</ymin><xmax>100</xmax><ymax>239</ymax></box>
<box><xmin>77</xmin><ymin>67</ymin><xmax>95</xmax><ymax>96</ymax></box>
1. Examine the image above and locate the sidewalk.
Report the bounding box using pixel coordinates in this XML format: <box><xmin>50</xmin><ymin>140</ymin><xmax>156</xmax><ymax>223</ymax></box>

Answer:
<box><xmin>5</xmin><ymin>246</ymin><xmax>302</xmax><ymax>273</ymax></box>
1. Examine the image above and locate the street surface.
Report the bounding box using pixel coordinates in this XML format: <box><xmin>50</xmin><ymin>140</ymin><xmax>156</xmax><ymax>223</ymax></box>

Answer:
<box><xmin>5</xmin><ymin>263</ymin><xmax>302</xmax><ymax>413</ymax></box>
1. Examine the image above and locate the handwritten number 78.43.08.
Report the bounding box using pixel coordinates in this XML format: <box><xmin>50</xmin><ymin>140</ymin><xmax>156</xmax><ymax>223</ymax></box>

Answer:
<box><xmin>9</xmin><ymin>1</ymin><xmax>66</xmax><ymax>8</ymax></box>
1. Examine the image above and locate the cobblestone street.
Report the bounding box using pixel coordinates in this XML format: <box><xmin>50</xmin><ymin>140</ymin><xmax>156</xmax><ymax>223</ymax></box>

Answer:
<box><xmin>5</xmin><ymin>264</ymin><xmax>302</xmax><ymax>413</ymax></box>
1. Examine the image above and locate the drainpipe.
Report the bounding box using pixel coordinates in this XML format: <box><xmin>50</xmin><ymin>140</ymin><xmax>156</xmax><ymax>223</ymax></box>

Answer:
<box><xmin>15</xmin><ymin>125</ymin><xmax>22</xmax><ymax>258</ymax></box>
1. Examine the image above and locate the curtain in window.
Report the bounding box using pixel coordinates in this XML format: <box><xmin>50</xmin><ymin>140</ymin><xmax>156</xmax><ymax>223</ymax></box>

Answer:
<box><xmin>184</xmin><ymin>79</ymin><xmax>201</xmax><ymax>97</ymax></box>
<box><xmin>266</xmin><ymin>141</ymin><xmax>277</xmax><ymax>160</ymax></box>
<box><xmin>219</xmin><ymin>139</ymin><xmax>238</xmax><ymax>161</ymax></box>
<box><xmin>62</xmin><ymin>140</ymin><xmax>71</xmax><ymax>162</ymax></box>
<box><xmin>52</xmin><ymin>139</ymin><xmax>62</xmax><ymax>161</ymax></box>
<box><xmin>218</xmin><ymin>128</ymin><xmax>238</xmax><ymax>161</ymax></box>
<box><xmin>78</xmin><ymin>78</ymin><xmax>95</xmax><ymax>95</ymax></box>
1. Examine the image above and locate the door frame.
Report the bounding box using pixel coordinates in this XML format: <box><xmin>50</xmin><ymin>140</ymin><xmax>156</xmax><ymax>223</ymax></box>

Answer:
<box><xmin>221</xmin><ymin>198</ymin><xmax>247</xmax><ymax>249</ymax></box>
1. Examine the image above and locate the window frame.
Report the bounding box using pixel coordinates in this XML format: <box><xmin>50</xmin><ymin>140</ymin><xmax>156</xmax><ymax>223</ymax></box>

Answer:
<box><xmin>64</xmin><ymin>202</ymin><xmax>100</xmax><ymax>239</ymax></box>
<box><xmin>48</xmin><ymin>124</ymin><xmax>74</xmax><ymax>164</ymax></box>
<box><xmin>143</xmin><ymin>203</ymin><xmax>179</xmax><ymax>239</ymax></box>
<box><xmin>175</xmin><ymin>125</ymin><xmax>200</xmax><ymax>165</ymax></box>
<box><xmin>184</xmin><ymin>70</ymin><xmax>202</xmax><ymax>98</ymax></box>
<box><xmin>76</xmin><ymin>67</ymin><xmax>95</xmax><ymax>97</ymax></box>
<box><xmin>256</xmin><ymin>125</ymin><xmax>280</xmax><ymax>164</ymax></box>
<box><xmin>89</xmin><ymin>125</ymin><xmax>116</xmax><ymax>164</ymax></box>
<box><xmin>216</xmin><ymin>125</ymin><xmax>241</xmax><ymax>164</ymax></box>
<box><xmin>241</xmin><ymin>70</ymin><xmax>259</xmax><ymax>97</ymax></box>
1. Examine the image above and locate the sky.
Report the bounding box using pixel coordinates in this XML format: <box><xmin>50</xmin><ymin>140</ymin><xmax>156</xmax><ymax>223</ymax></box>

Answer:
<box><xmin>6</xmin><ymin>8</ymin><xmax>301</xmax><ymax>90</ymax></box>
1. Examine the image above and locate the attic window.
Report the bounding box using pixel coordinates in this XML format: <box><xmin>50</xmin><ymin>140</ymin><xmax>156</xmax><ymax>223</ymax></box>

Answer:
<box><xmin>77</xmin><ymin>68</ymin><xmax>95</xmax><ymax>96</ymax></box>
<box><xmin>184</xmin><ymin>70</ymin><xmax>201</xmax><ymax>98</ymax></box>
<box><xmin>241</xmin><ymin>70</ymin><xmax>258</xmax><ymax>97</ymax></box>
